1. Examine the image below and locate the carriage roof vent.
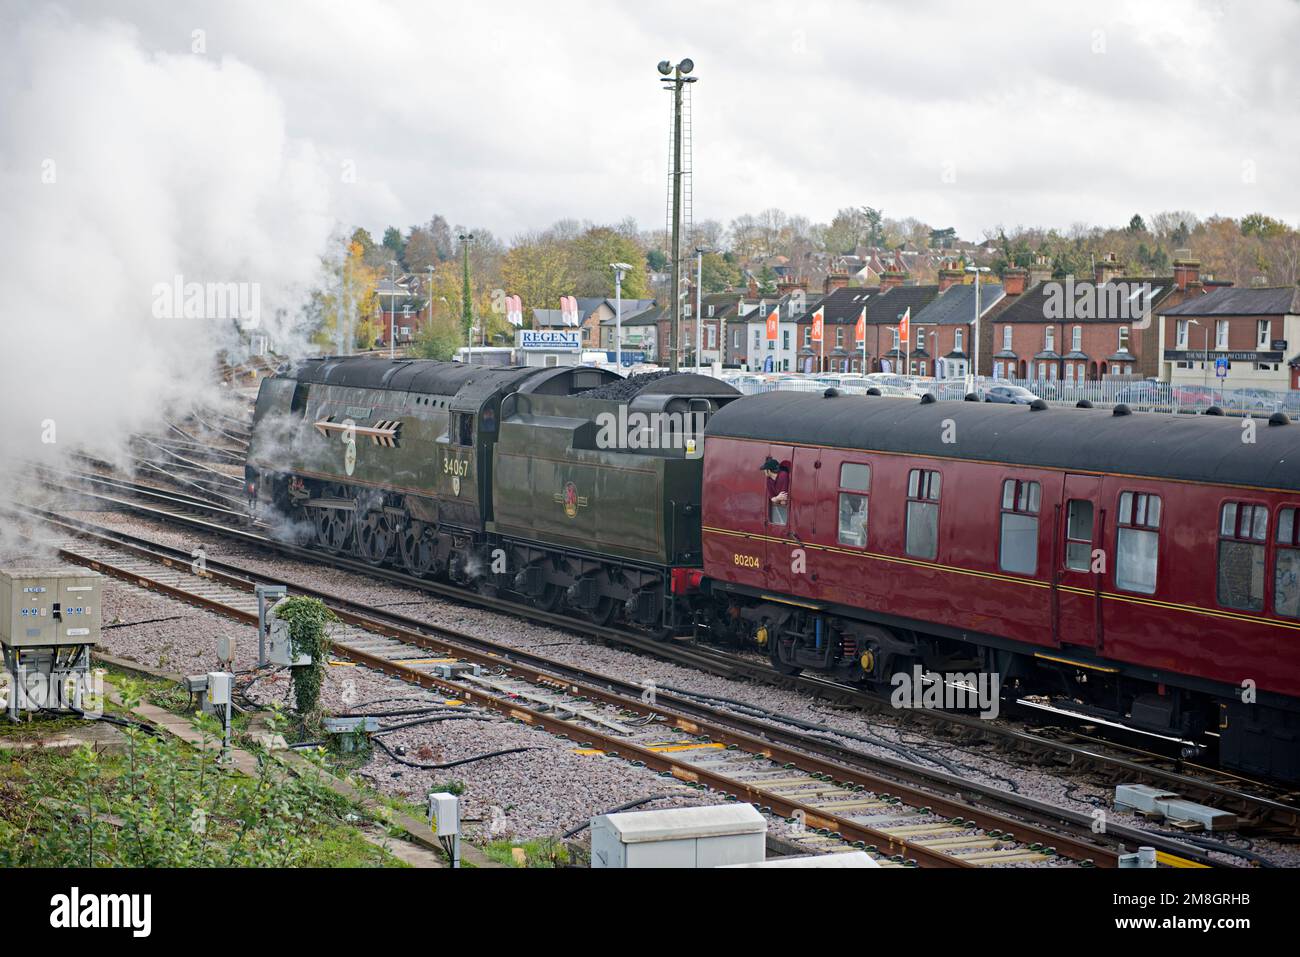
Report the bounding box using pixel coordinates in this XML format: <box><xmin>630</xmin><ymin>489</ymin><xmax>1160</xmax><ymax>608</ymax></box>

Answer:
<box><xmin>1029</xmin><ymin>399</ymin><xmax>1048</xmax><ymax>411</ymax></box>
<box><xmin>866</xmin><ymin>387</ymin><xmax>882</xmax><ymax>396</ymax></box>
<box><xmin>1204</xmin><ymin>405</ymin><xmax>1225</xmax><ymax>416</ymax></box>
<box><xmin>920</xmin><ymin>393</ymin><xmax>937</xmax><ymax>404</ymax></box>
<box><xmin>1112</xmin><ymin>403</ymin><xmax>1132</xmax><ymax>417</ymax></box>
<box><xmin>1269</xmin><ymin>412</ymin><xmax>1290</xmax><ymax>426</ymax></box>
<box><xmin>1076</xmin><ymin>399</ymin><xmax>1094</xmax><ymax>409</ymax></box>
<box><xmin>963</xmin><ymin>393</ymin><xmax>980</xmax><ymax>402</ymax></box>
<box><xmin>823</xmin><ymin>388</ymin><xmax>841</xmax><ymax>398</ymax></box>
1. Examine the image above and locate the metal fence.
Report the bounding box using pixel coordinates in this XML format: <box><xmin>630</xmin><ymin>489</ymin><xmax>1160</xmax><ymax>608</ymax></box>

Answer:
<box><xmin>719</xmin><ymin>372</ymin><xmax>1300</xmax><ymax>416</ymax></box>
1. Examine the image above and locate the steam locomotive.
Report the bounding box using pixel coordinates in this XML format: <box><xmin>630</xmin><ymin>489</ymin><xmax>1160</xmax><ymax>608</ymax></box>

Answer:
<box><xmin>246</xmin><ymin>357</ymin><xmax>1300</xmax><ymax>780</ymax></box>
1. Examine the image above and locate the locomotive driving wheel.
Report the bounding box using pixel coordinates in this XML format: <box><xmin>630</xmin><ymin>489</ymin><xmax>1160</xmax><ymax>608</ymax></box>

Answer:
<box><xmin>357</xmin><ymin>508</ymin><xmax>398</xmax><ymax>565</ymax></box>
<box><xmin>398</xmin><ymin>519</ymin><xmax>439</xmax><ymax>577</ymax></box>
<box><xmin>312</xmin><ymin>485</ymin><xmax>355</xmax><ymax>554</ymax></box>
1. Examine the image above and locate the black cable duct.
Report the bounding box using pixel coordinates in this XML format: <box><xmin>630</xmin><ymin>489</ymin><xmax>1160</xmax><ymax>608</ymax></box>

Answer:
<box><xmin>372</xmin><ymin>736</ymin><xmax>534</xmax><ymax>769</ymax></box>
<box><xmin>562</xmin><ymin>794</ymin><xmax>674</xmax><ymax>838</ymax></box>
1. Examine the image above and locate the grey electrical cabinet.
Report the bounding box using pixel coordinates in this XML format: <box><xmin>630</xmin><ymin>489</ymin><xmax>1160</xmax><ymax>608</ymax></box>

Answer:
<box><xmin>590</xmin><ymin>804</ymin><xmax>766</xmax><ymax>868</ymax></box>
<box><xmin>0</xmin><ymin>566</ymin><xmax>102</xmax><ymax>648</ymax></box>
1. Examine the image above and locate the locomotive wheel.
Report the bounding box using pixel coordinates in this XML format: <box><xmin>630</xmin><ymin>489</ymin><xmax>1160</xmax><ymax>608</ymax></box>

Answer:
<box><xmin>398</xmin><ymin>520</ymin><xmax>438</xmax><ymax>577</ymax></box>
<box><xmin>312</xmin><ymin>486</ymin><xmax>354</xmax><ymax>554</ymax></box>
<box><xmin>357</xmin><ymin>509</ymin><xmax>397</xmax><ymax>565</ymax></box>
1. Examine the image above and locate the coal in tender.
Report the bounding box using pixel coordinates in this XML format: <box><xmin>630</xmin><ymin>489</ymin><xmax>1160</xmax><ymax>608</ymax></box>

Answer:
<box><xmin>582</xmin><ymin>371</ymin><xmax>683</xmax><ymax>401</ymax></box>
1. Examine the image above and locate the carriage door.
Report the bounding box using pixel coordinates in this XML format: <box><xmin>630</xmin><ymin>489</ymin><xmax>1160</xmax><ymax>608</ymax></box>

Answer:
<box><xmin>1055</xmin><ymin>474</ymin><xmax>1104</xmax><ymax>649</ymax></box>
<box><xmin>762</xmin><ymin>444</ymin><xmax>797</xmax><ymax>594</ymax></box>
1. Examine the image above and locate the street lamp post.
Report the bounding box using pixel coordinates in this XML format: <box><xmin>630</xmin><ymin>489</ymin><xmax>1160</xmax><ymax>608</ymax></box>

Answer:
<box><xmin>387</xmin><ymin>260</ymin><xmax>400</xmax><ymax>359</ymax></box>
<box><xmin>458</xmin><ymin>232</ymin><xmax>475</xmax><ymax>362</ymax></box>
<box><xmin>965</xmin><ymin>263</ymin><xmax>991</xmax><ymax>393</ymax></box>
<box><xmin>425</xmin><ymin>265</ymin><xmax>436</xmax><ymax>348</ymax></box>
<box><xmin>694</xmin><ymin>246</ymin><xmax>711</xmax><ymax>372</ymax></box>
<box><xmin>658</xmin><ymin>58</ymin><xmax>697</xmax><ymax>373</ymax></box>
<box><xmin>610</xmin><ymin>262</ymin><xmax>632</xmax><ymax>371</ymax></box>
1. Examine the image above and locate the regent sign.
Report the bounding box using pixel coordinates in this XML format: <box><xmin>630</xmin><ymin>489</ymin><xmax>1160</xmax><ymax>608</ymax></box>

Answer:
<box><xmin>519</xmin><ymin>330</ymin><xmax>580</xmax><ymax>351</ymax></box>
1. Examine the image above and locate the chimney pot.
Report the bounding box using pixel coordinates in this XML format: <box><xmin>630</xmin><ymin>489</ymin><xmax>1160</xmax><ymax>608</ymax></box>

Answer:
<box><xmin>1001</xmin><ymin>267</ymin><xmax>1028</xmax><ymax>297</ymax></box>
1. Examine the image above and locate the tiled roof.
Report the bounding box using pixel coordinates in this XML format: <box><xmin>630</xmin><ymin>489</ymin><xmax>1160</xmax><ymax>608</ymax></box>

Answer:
<box><xmin>912</xmin><ymin>283</ymin><xmax>1006</xmax><ymax>326</ymax></box>
<box><xmin>1162</xmin><ymin>286</ymin><xmax>1300</xmax><ymax>317</ymax></box>
<box><xmin>995</xmin><ymin>277</ymin><xmax>1175</xmax><ymax>324</ymax></box>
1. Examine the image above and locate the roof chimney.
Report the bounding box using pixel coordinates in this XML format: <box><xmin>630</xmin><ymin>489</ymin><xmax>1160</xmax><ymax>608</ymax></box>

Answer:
<box><xmin>1173</xmin><ymin>257</ymin><xmax>1201</xmax><ymax>291</ymax></box>
<box><xmin>823</xmin><ymin>272</ymin><xmax>850</xmax><ymax>294</ymax></box>
<box><xmin>776</xmin><ymin>278</ymin><xmax>803</xmax><ymax>297</ymax></box>
<box><xmin>937</xmin><ymin>268</ymin><xmax>966</xmax><ymax>292</ymax></box>
<box><xmin>1027</xmin><ymin>255</ymin><xmax>1052</xmax><ymax>288</ymax></box>
<box><xmin>1094</xmin><ymin>252</ymin><xmax>1124</xmax><ymax>285</ymax></box>
<box><xmin>880</xmin><ymin>269</ymin><xmax>909</xmax><ymax>290</ymax></box>
<box><xmin>1001</xmin><ymin>267</ymin><xmax>1029</xmax><ymax>297</ymax></box>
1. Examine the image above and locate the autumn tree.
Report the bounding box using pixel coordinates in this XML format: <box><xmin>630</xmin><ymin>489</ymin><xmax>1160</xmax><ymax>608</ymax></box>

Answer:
<box><xmin>570</xmin><ymin>226</ymin><xmax>648</xmax><ymax>298</ymax></box>
<box><xmin>501</xmin><ymin>231</ymin><xmax>574</xmax><ymax>320</ymax></box>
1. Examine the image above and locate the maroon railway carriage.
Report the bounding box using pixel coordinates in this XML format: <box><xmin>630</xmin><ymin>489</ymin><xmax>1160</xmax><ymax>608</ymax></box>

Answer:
<box><xmin>699</xmin><ymin>389</ymin><xmax>1300</xmax><ymax>780</ymax></box>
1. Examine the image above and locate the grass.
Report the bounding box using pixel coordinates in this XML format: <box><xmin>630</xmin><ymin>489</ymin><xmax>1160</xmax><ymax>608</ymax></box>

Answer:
<box><xmin>482</xmin><ymin>837</ymin><xmax>576</xmax><ymax>868</ymax></box>
<box><xmin>0</xmin><ymin>745</ymin><xmax>408</xmax><ymax>868</ymax></box>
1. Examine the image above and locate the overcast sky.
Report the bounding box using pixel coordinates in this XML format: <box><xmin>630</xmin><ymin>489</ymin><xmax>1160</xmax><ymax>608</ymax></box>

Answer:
<box><xmin>10</xmin><ymin>0</ymin><xmax>1300</xmax><ymax>242</ymax></box>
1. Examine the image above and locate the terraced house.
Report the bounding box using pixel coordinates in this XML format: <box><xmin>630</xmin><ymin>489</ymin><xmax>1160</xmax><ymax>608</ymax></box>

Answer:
<box><xmin>979</xmin><ymin>256</ymin><xmax>1213</xmax><ymax>383</ymax></box>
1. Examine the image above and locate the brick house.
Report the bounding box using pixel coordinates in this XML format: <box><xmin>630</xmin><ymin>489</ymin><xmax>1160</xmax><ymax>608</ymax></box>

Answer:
<box><xmin>977</xmin><ymin>257</ymin><xmax>1209</xmax><ymax>383</ymax></box>
<box><xmin>910</xmin><ymin>276</ymin><xmax>1006</xmax><ymax>380</ymax></box>
<box><xmin>1161</xmin><ymin>285</ymin><xmax>1300</xmax><ymax>393</ymax></box>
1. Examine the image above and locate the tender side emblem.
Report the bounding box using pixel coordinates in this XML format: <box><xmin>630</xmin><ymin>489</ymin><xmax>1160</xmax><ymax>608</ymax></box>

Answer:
<box><xmin>563</xmin><ymin>481</ymin><xmax>578</xmax><ymax>518</ymax></box>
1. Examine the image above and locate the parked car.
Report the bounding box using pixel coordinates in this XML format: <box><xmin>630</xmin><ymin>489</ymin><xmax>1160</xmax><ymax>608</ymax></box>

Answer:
<box><xmin>981</xmin><ymin>384</ymin><xmax>1041</xmax><ymax>405</ymax></box>
<box><xmin>1171</xmin><ymin>385</ymin><xmax>1217</xmax><ymax>410</ymax></box>
<box><xmin>1227</xmin><ymin>388</ymin><xmax>1280</xmax><ymax>411</ymax></box>
<box><xmin>1114</xmin><ymin>381</ymin><xmax>1173</xmax><ymax>408</ymax></box>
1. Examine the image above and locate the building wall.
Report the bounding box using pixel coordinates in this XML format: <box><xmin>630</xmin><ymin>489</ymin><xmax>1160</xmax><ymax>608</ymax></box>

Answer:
<box><xmin>1161</xmin><ymin>312</ymin><xmax>1298</xmax><ymax>393</ymax></box>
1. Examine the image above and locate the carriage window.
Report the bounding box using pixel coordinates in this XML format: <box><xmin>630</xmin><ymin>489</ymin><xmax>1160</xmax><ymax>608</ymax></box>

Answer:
<box><xmin>1115</xmin><ymin>491</ymin><xmax>1161</xmax><ymax>594</ymax></box>
<box><xmin>1274</xmin><ymin>508</ymin><xmax>1300</xmax><ymax>618</ymax></box>
<box><xmin>1218</xmin><ymin>503</ymin><xmax>1267</xmax><ymax>611</ymax></box>
<box><xmin>905</xmin><ymin>469</ymin><xmax>941</xmax><ymax>559</ymax></box>
<box><xmin>999</xmin><ymin>480</ymin><xmax>1040</xmax><ymax>575</ymax></box>
<box><xmin>1065</xmin><ymin>499</ymin><xmax>1095</xmax><ymax>571</ymax></box>
<box><xmin>837</xmin><ymin>463</ymin><xmax>871</xmax><ymax>547</ymax></box>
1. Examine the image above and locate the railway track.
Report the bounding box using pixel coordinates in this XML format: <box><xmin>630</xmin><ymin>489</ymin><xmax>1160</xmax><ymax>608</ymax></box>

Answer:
<box><xmin>17</xmin><ymin>499</ymin><xmax>1266</xmax><ymax>867</ymax></box>
<box><xmin>36</xmin><ymin>465</ymin><xmax>1300</xmax><ymax>848</ymax></box>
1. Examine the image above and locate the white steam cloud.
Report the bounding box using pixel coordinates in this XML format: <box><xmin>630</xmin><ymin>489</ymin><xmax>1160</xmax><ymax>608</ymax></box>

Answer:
<box><xmin>0</xmin><ymin>7</ymin><xmax>335</xmax><ymax>473</ymax></box>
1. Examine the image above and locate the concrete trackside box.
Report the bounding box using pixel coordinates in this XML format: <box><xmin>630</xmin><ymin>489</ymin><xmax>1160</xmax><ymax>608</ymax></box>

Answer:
<box><xmin>590</xmin><ymin>804</ymin><xmax>766</xmax><ymax>868</ymax></box>
<box><xmin>0</xmin><ymin>565</ymin><xmax>103</xmax><ymax>648</ymax></box>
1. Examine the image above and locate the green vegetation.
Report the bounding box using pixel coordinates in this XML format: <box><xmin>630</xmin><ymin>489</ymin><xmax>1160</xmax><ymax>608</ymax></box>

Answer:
<box><xmin>273</xmin><ymin>596</ymin><xmax>336</xmax><ymax>724</ymax></box>
<box><xmin>483</xmin><ymin>836</ymin><xmax>577</xmax><ymax>868</ymax></box>
<box><xmin>0</xmin><ymin>684</ymin><xmax>398</xmax><ymax>867</ymax></box>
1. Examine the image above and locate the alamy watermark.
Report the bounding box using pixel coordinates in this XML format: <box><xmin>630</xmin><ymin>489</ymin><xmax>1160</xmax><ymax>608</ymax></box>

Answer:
<box><xmin>890</xmin><ymin>665</ymin><xmax>1000</xmax><ymax>720</ymax></box>
<box><xmin>1042</xmin><ymin>279</ymin><xmax>1155</xmax><ymax>327</ymax></box>
<box><xmin>595</xmin><ymin>408</ymin><xmax>707</xmax><ymax>456</ymax></box>
<box><xmin>151</xmin><ymin>274</ymin><xmax>261</xmax><ymax>329</ymax></box>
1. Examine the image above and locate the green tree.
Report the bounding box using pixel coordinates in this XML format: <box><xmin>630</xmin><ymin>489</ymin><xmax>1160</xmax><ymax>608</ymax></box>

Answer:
<box><xmin>382</xmin><ymin>226</ymin><xmax>406</xmax><ymax>265</ymax></box>
<box><xmin>570</xmin><ymin>226</ymin><xmax>648</xmax><ymax>297</ymax></box>
<box><xmin>700</xmin><ymin>251</ymin><xmax>741</xmax><ymax>293</ymax></box>
<box><xmin>413</xmin><ymin>314</ymin><xmax>465</xmax><ymax>360</ymax></box>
